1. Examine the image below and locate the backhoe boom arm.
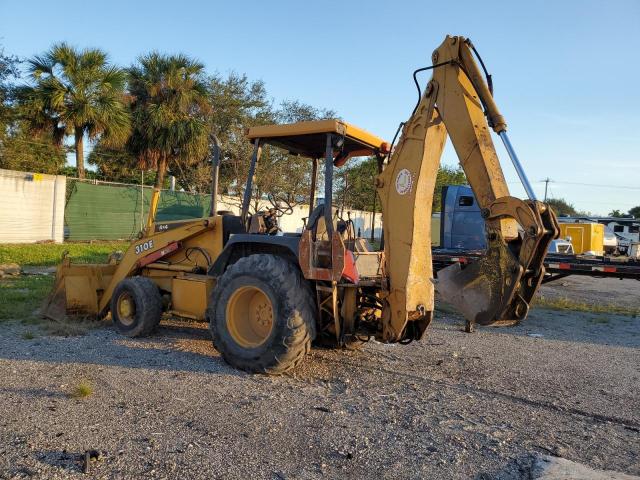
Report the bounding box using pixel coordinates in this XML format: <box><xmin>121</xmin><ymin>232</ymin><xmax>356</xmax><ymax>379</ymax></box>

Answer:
<box><xmin>377</xmin><ymin>35</ymin><xmax>559</xmax><ymax>342</ymax></box>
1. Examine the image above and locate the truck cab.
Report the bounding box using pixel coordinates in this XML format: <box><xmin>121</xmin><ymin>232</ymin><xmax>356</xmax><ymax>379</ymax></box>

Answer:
<box><xmin>439</xmin><ymin>185</ymin><xmax>573</xmax><ymax>254</ymax></box>
<box><xmin>440</xmin><ymin>185</ymin><xmax>485</xmax><ymax>250</ymax></box>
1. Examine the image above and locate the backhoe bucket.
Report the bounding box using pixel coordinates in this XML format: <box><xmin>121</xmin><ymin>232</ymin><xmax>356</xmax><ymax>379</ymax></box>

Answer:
<box><xmin>435</xmin><ymin>196</ymin><xmax>559</xmax><ymax>327</ymax></box>
<box><xmin>435</xmin><ymin>236</ymin><xmax>527</xmax><ymax>326</ymax></box>
<box><xmin>42</xmin><ymin>255</ymin><xmax>117</xmax><ymax>321</ymax></box>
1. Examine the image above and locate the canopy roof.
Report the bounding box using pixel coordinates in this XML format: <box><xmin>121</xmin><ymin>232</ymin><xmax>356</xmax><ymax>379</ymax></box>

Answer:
<box><xmin>246</xmin><ymin>119</ymin><xmax>389</xmax><ymax>160</ymax></box>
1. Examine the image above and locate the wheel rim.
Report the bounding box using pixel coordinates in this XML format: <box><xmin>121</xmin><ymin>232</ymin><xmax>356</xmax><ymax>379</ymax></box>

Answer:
<box><xmin>226</xmin><ymin>286</ymin><xmax>274</xmax><ymax>348</ymax></box>
<box><xmin>116</xmin><ymin>292</ymin><xmax>136</xmax><ymax>326</ymax></box>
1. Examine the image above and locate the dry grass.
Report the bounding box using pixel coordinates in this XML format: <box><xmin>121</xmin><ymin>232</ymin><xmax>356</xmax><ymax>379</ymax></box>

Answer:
<box><xmin>42</xmin><ymin>317</ymin><xmax>106</xmax><ymax>336</ymax></box>
<box><xmin>18</xmin><ymin>315</ymin><xmax>106</xmax><ymax>337</ymax></box>
<box><xmin>70</xmin><ymin>380</ymin><xmax>94</xmax><ymax>399</ymax></box>
<box><xmin>534</xmin><ymin>296</ymin><xmax>639</xmax><ymax>317</ymax></box>
<box><xmin>435</xmin><ymin>295</ymin><xmax>639</xmax><ymax>320</ymax></box>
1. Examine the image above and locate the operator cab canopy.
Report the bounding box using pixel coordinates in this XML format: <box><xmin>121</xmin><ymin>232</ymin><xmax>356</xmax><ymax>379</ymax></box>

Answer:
<box><xmin>246</xmin><ymin>119</ymin><xmax>389</xmax><ymax>166</ymax></box>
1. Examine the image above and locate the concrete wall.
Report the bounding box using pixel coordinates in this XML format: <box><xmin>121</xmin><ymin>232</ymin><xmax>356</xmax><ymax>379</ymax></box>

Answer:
<box><xmin>278</xmin><ymin>204</ymin><xmax>382</xmax><ymax>239</ymax></box>
<box><xmin>216</xmin><ymin>196</ymin><xmax>383</xmax><ymax>239</ymax></box>
<box><xmin>0</xmin><ymin>169</ymin><xmax>382</xmax><ymax>243</ymax></box>
<box><xmin>0</xmin><ymin>169</ymin><xmax>66</xmax><ymax>243</ymax></box>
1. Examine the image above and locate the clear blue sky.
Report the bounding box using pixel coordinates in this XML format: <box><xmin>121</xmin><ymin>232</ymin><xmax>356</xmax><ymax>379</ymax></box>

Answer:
<box><xmin>1</xmin><ymin>0</ymin><xmax>639</xmax><ymax>215</ymax></box>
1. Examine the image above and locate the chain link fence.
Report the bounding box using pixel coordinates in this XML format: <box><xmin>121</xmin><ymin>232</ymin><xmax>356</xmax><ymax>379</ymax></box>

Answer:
<box><xmin>64</xmin><ymin>178</ymin><xmax>218</xmax><ymax>241</ymax></box>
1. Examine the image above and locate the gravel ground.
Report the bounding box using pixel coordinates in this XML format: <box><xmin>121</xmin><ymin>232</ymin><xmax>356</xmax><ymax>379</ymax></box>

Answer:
<box><xmin>539</xmin><ymin>274</ymin><xmax>640</xmax><ymax>309</ymax></box>
<box><xmin>0</xmin><ymin>277</ymin><xmax>639</xmax><ymax>479</ymax></box>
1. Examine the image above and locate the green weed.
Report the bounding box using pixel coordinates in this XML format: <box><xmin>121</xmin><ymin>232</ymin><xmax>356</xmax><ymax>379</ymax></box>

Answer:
<box><xmin>0</xmin><ymin>275</ymin><xmax>53</xmax><ymax>321</ymax></box>
<box><xmin>0</xmin><ymin>241</ymin><xmax>129</xmax><ymax>267</ymax></box>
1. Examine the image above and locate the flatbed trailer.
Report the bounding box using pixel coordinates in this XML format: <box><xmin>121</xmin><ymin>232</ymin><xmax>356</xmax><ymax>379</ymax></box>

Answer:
<box><xmin>432</xmin><ymin>250</ymin><xmax>640</xmax><ymax>283</ymax></box>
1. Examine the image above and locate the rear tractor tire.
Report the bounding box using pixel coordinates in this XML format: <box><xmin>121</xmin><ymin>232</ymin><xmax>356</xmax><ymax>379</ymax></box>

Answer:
<box><xmin>110</xmin><ymin>276</ymin><xmax>162</xmax><ymax>337</ymax></box>
<box><xmin>207</xmin><ymin>254</ymin><xmax>317</xmax><ymax>374</ymax></box>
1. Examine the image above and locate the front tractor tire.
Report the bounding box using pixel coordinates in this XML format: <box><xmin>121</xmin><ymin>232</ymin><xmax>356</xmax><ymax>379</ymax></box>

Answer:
<box><xmin>207</xmin><ymin>254</ymin><xmax>317</xmax><ymax>374</ymax></box>
<box><xmin>110</xmin><ymin>276</ymin><xmax>162</xmax><ymax>337</ymax></box>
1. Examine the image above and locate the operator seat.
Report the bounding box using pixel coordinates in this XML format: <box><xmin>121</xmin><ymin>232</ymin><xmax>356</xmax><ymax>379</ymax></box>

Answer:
<box><xmin>221</xmin><ymin>215</ymin><xmax>246</xmax><ymax>246</ymax></box>
<box><xmin>307</xmin><ymin>204</ymin><xmax>351</xmax><ymax>245</ymax></box>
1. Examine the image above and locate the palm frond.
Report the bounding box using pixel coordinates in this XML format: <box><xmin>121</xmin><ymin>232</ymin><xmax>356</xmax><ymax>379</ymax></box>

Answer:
<box><xmin>126</xmin><ymin>52</ymin><xmax>210</xmax><ymax>173</ymax></box>
<box><xmin>18</xmin><ymin>43</ymin><xmax>132</xmax><ymax>177</ymax></box>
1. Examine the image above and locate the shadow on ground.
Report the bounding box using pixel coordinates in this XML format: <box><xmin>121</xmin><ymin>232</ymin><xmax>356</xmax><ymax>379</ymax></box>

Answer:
<box><xmin>0</xmin><ymin>318</ymin><xmax>247</xmax><ymax>377</ymax></box>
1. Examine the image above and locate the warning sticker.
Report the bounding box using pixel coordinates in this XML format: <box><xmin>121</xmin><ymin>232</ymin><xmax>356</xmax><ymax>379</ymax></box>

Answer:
<box><xmin>395</xmin><ymin>169</ymin><xmax>413</xmax><ymax>195</ymax></box>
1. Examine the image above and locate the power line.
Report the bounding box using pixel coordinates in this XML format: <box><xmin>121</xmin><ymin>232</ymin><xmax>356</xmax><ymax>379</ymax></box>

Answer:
<box><xmin>561</xmin><ymin>200</ymin><xmax>639</xmax><ymax>207</ymax></box>
<box><xmin>537</xmin><ymin>179</ymin><xmax>640</xmax><ymax>191</ymax></box>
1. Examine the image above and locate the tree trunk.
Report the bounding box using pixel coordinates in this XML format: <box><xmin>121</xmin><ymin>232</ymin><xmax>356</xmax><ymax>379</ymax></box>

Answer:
<box><xmin>74</xmin><ymin>127</ymin><xmax>85</xmax><ymax>179</ymax></box>
<box><xmin>155</xmin><ymin>155</ymin><xmax>167</xmax><ymax>189</ymax></box>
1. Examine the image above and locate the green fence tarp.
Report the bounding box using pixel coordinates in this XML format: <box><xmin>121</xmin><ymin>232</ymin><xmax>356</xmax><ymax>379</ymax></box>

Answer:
<box><xmin>65</xmin><ymin>181</ymin><xmax>213</xmax><ymax>241</ymax></box>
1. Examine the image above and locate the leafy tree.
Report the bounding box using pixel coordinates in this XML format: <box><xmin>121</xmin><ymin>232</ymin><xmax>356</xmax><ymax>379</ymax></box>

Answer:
<box><xmin>127</xmin><ymin>53</ymin><xmax>210</xmax><ymax>189</ymax></box>
<box><xmin>336</xmin><ymin>161</ymin><xmax>466</xmax><ymax>212</ymax></box>
<box><xmin>608</xmin><ymin>209</ymin><xmax>628</xmax><ymax>218</ymax></box>
<box><xmin>433</xmin><ymin>165</ymin><xmax>466</xmax><ymax>212</ymax></box>
<box><xmin>202</xmin><ymin>76</ymin><xmax>335</xmax><ymax>212</ymax></box>
<box><xmin>276</xmin><ymin>100</ymin><xmax>335</xmax><ymax>124</ymax></box>
<box><xmin>87</xmin><ymin>142</ymin><xmax>156</xmax><ymax>184</ymax></box>
<box><xmin>0</xmin><ymin>45</ymin><xmax>66</xmax><ymax>173</ymax></box>
<box><xmin>335</xmin><ymin>157</ymin><xmax>380</xmax><ymax>212</ymax></box>
<box><xmin>0</xmin><ymin>44</ymin><xmax>20</xmax><ymax>134</ymax></box>
<box><xmin>546</xmin><ymin>197</ymin><xmax>577</xmax><ymax>216</ymax></box>
<box><xmin>19</xmin><ymin>43</ymin><xmax>130</xmax><ymax>178</ymax></box>
<box><xmin>250</xmin><ymin>100</ymin><xmax>336</xmax><ymax>212</ymax></box>
<box><xmin>193</xmin><ymin>72</ymin><xmax>272</xmax><ymax>194</ymax></box>
<box><xmin>86</xmin><ymin>70</ymin><xmax>335</xmax><ymax>208</ymax></box>
<box><xmin>0</xmin><ymin>123</ymin><xmax>66</xmax><ymax>173</ymax></box>
<box><xmin>629</xmin><ymin>206</ymin><xmax>640</xmax><ymax>219</ymax></box>
<box><xmin>209</xmin><ymin>72</ymin><xmax>271</xmax><ymax>138</ymax></box>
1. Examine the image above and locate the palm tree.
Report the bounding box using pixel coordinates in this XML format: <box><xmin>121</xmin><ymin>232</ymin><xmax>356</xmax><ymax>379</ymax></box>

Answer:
<box><xmin>22</xmin><ymin>43</ymin><xmax>130</xmax><ymax>178</ymax></box>
<box><xmin>127</xmin><ymin>53</ymin><xmax>210</xmax><ymax>189</ymax></box>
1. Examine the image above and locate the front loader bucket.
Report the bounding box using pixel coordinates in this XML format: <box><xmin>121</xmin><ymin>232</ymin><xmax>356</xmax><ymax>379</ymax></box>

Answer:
<box><xmin>435</xmin><ymin>236</ymin><xmax>527</xmax><ymax>326</ymax></box>
<box><xmin>41</xmin><ymin>256</ymin><xmax>117</xmax><ymax>321</ymax></box>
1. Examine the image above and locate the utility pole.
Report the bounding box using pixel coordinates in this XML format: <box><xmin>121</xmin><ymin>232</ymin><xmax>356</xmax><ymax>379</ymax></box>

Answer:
<box><xmin>543</xmin><ymin>178</ymin><xmax>551</xmax><ymax>201</ymax></box>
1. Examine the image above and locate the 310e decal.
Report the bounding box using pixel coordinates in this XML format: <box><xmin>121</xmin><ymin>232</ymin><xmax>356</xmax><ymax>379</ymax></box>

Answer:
<box><xmin>135</xmin><ymin>240</ymin><xmax>154</xmax><ymax>255</ymax></box>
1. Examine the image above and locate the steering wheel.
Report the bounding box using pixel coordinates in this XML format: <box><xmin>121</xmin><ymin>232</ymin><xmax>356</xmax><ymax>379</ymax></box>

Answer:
<box><xmin>267</xmin><ymin>194</ymin><xmax>294</xmax><ymax>217</ymax></box>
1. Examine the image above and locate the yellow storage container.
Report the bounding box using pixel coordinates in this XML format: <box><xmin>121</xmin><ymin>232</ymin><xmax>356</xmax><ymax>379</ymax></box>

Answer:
<box><xmin>559</xmin><ymin>223</ymin><xmax>604</xmax><ymax>255</ymax></box>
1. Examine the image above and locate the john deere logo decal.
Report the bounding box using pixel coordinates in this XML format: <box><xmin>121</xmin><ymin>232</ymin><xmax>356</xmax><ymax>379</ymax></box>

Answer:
<box><xmin>395</xmin><ymin>169</ymin><xmax>413</xmax><ymax>195</ymax></box>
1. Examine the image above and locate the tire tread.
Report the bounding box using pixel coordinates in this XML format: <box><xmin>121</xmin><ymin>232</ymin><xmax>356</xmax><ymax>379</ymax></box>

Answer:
<box><xmin>207</xmin><ymin>254</ymin><xmax>316</xmax><ymax>374</ymax></box>
<box><xmin>111</xmin><ymin>276</ymin><xmax>162</xmax><ymax>337</ymax></box>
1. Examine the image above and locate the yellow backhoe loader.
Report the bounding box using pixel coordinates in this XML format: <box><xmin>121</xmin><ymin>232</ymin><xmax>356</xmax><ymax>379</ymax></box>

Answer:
<box><xmin>43</xmin><ymin>35</ymin><xmax>559</xmax><ymax>373</ymax></box>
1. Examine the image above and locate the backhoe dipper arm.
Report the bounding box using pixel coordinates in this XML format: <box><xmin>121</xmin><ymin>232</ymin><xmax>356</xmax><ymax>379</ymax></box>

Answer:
<box><xmin>376</xmin><ymin>35</ymin><xmax>559</xmax><ymax>342</ymax></box>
